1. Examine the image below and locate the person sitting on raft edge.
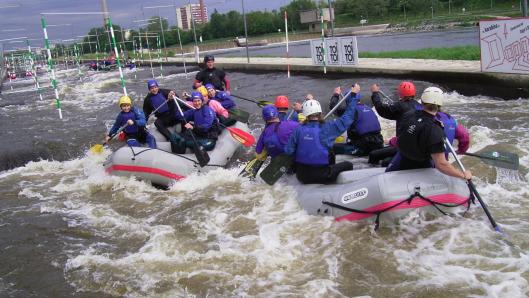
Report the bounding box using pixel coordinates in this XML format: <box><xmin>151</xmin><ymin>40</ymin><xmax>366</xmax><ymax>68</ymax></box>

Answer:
<box><xmin>284</xmin><ymin>84</ymin><xmax>361</xmax><ymax>184</ymax></box>
<box><xmin>384</xmin><ymin>86</ymin><xmax>472</xmax><ymax>180</ymax></box>
<box><xmin>106</xmin><ymin>95</ymin><xmax>156</xmax><ymax>149</ymax></box>
<box><xmin>329</xmin><ymin>85</ymin><xmax>383</xmax><ymax>156</ymax></box>
<box><xmin>172</xmin><ymin>91</ymin><xmax>220</xmax><ymax>154</ymax></box>
<box><xmin>255</xmin><ymin>104</ymin><xmax>300</xmax><ymax>161</ymax></box>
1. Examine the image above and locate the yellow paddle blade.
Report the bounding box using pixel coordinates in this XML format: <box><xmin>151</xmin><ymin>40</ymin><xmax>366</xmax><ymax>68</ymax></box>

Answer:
<box><xmin>89</xmin><ymin>144</ymin><xmax>104</xmax><ymax>154</ymax></box>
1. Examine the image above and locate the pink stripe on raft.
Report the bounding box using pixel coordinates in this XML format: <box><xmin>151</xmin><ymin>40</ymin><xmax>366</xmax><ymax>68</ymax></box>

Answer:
<box><xmin>106</xmin><ymin>164</ymin><xmax>186</xmax><ymax>181</ymax></box>
<box><xmin>335</xmin><ymin>193</ymin><xmax>469</xmax><ymax>222</ymax></box>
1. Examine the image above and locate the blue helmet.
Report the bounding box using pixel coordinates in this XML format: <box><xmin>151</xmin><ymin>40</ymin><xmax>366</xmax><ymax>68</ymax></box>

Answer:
<box><xmin>191</xmin><ymin>91</ymin><xmax>203</xmax><ymax>101</ymax></box>
<box><xmin>147</xmin><ymin>79</ymin><xmax>159</xmax><ymax>89</ymax></box>
<box><xmin>262</xmin><ymin>105</ymin><xmax>279</xmax><ymax>121</ymax></box>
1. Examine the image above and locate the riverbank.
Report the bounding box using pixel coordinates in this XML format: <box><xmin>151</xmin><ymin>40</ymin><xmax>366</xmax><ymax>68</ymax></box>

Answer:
<box><xmin>157</xmin><ymin>56</ymin><xmax>529</xmax><ymax>100</ymax></box>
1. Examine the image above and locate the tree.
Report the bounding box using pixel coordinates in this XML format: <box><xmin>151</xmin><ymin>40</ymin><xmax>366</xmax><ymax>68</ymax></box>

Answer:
<box><xmin>280</xmin><ymin>0</ymin><xmax>318</xmax><ymax>30</ymax></box>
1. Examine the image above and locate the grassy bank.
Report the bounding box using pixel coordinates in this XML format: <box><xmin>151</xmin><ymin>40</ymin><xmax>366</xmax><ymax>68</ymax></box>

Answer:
<box><xmin>359</xmin><ymin>45</ymin><xmax>480</xmax><ymax>60</ymax></box>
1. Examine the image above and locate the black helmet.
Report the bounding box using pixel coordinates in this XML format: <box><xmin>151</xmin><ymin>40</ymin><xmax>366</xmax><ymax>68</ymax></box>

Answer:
<box><xmin>204</xmin><ymin>55</ymin><xmax>215</xmax><ymax>62</ymax></box>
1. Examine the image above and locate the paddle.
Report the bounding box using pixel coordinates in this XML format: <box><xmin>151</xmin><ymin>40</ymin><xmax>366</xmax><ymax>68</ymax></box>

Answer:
<box><xmin>445</xmin><ymin>139</ymin><xmax>505</xmax><ymax>235</ymax></box>
<box><xmin>217</xmin><ymin>122</ymin><xmax>255</xmax><ymax>147</ymax></box>
<box><xmin>231</xmin><ymin>93</ymin><xmax>273</xmax><ymax>108</ymax></box>
<box><xmin>174</xmin><ymin>95</ymin><xmax>255</xmax><ymax>147</ymax></box>
<box><xmin>228</xmin><ymin>108</ymin><xmax>250</xmax><ymax>123</ymax></box>
<box><xmin>259</xmin><ymin>89</ymin><xmax>354</xmax><ymax>185</ymax></box>
<box><xmin>89</xmin><ymin>123</ymin><xmax>128</xmax><ymax>154</ymax></box>
<box><xmin>464</xmin><ymin>151</ymin><xmax>519</xmax><ymax>170</ymax></box>
<box><xmin>173</xmin><ymin>95</ymin><xmax>210</xmax><ymax>167</ymax></box>
<box><xmin>239</xmin><ymin>157</ymin><xmax>265</xmax><ymax>179</ymax></box>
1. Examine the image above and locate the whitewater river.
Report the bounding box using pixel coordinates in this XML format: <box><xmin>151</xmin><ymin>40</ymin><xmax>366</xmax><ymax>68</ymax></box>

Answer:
<box><xmin>0</xmin><ymin>64</ymin><xmax>528</xmax><ymax>297</ymax></box>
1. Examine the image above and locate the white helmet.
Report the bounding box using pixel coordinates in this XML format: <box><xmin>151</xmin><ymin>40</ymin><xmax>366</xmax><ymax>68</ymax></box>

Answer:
<box><xmin>421</xmin><ymin>87</ymin><xmax>444</xmax><ymax>106</ymax></box>
<box><xmin>302</xmin><ymin>99</ymin><xmax>322</xmax><ymax>117</ymax></box>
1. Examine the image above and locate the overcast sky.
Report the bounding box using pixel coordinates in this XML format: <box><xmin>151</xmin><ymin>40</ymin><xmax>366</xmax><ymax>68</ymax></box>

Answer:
<box><xmin>0</xmin><ymin>0</ymin><xmax>290</xmax><ymax>50</ymax></box>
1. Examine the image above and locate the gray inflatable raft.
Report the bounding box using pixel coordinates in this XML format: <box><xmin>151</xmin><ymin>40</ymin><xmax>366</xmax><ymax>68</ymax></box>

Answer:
<box><xmin>104</xmin><ymin>121</ymin><xmax>250</xmax><ymax>186</ymax></box>
<box><xmin>290</xmin><ymin>167</ymin><xmax>471</xmax><ymax>226</ymax></box>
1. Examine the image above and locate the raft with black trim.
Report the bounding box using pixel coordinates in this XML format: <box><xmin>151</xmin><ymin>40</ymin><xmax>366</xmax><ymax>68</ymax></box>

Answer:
<box><xmin>291</xmin><ymin>168</ymin><xmax>471</xmax><ymax>228</ymax></box>
<box><xmin>104</xmin><ymin>121</ymin><xmax>250</xmax><ymax>186</ymax></box>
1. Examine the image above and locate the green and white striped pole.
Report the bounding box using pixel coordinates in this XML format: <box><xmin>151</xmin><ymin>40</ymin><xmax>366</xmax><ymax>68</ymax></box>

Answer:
<box><xmin>74</xmin><ymin>43</ymin><xmax>82</xmax><ymax>80</ymax></box>
<box><xmin>145</xmin><ymin>33</ymin><xmax>155</xmax><ymax>79</ymax></box>
<box><xmin>131</xmin><ymin>39</ymin><xmax>137</xmax><ymax>79</ymax></box>
<box><xmin>26</xmin><ymin>39</ymin><xmax>43</xmax><ymax>101</ymax></box>
<box><xmin>41</xmin><ymin>16</ymin><xmax>63</xmax><ymax>119</ymax></box>
<box><xmin>156</xmin><ymin>34</ymin><xmax>163</xmax><ymax>78</ymax></box>
<box><xmin>320</xmin><ymin>8</ymin><xmax>327</xmax><ymax>74</ymax></box>
<box><xmin>107</xmin><ymin>16</ymin><xmax>127</xmax><ymax>96</ymax></box>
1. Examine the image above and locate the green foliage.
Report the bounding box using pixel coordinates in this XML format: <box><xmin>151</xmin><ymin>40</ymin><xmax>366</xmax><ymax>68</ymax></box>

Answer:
<box><xmin>280</xmin><ymin>0</ymin><xmax>318</xmax><ymax>30</ymax></box>
<box><xmin>359</xmin><ymin>45</ymin><xmax>480</xmax><ymax>60</ymax></box>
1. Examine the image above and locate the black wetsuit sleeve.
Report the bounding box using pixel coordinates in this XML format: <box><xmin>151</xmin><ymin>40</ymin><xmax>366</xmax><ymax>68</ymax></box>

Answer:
<box><xmin>143</xmin><ymin>94</ymin><xmax>152</xmax><ymax>118</ymax></box>
<box><xmin>371</xmin><ymin>92</ymin><xmax>402</xmax><ymax>120</ymax></box>
<box><xmin>329</xmin><ymin>93</ymin><xmax>345</xmax><ymax>117</ymax></box>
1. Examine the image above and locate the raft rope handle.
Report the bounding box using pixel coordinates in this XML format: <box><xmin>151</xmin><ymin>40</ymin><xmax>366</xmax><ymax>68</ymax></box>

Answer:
<box><xmin>125</xmin><ymin>145</ymin><xmax>224</xmax><ymax>167</ymax></box>
<box><xmin>322</xmin><ymin>190</ymin><xmax>473</xmax><ymax>230</ymax></box>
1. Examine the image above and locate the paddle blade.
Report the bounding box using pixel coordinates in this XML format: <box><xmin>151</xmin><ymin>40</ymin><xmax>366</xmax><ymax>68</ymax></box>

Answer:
<box><xmin>229</xmin><ymin>108</ymin><xmax>250</xmax><ymax>123</ymax></box>
<box><xmin>260</xmin><ymin>154</ymin><xmax>294</xmax><ymax>185</ymax></box>
<box><xmin>239</xmin><ymin>158</ymin><xmax>265</xmax><ymax>178</ymax></box>
<box><xmin>89</xmin><ymin>144</ymin><xmax>104</xmax><ymax>154</ymax></box>
<box><xmin>257</xmin><ymin>101</ymin><xmax>273</xmax><ymax>108</ymax></box>
<box><xmin>465</xmin><ymin>151</ymin><xmax>519</xmax><ymax>170</ymax></box>
<box><xmin>187</xmin><ymin>132</ymin><xmax>210</xmax><ymax>167</ymax></box>
<box><xmin>192</xmin><ymin>143</ymin><xmax>210</xmax><ymax>167</ymax></box>
<box><xmin>227</xmin><ymin>127</ymin><xmax>255</xmax><ymax>147</ymax></box>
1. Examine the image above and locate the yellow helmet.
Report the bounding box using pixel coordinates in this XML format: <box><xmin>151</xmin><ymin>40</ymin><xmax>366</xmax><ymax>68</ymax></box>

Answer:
<box><xmin>197</xmin><ymin>86</ymin><xmax>208</xmax><ymax>98</ymax></box>
<box><xmin>118</xmin><ymin>95</ymin><xmax>132</xmax><ymax>106</ymax></box>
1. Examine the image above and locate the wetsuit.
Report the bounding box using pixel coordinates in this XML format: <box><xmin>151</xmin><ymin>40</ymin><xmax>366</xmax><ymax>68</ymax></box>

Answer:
<box><xmin>175</xmin><ymin>104</ymin><xmax>220</xmax><ymax>152</ymax></box>
<box><xmin>371</xmin><ymin>92</ymin><xmax>420</xmax><ymax>136</ymax></box>
<box><xmin>330</xmin><ymin>93</ymin><xmax>383</xmax><ymax>155</ymax></box>
<box><xmin>143</xmin><ymin>88</ymin><xmax>183</xmax><ymax>141</ymax></box>
<box><xmin>108</xmin><ymin>107</ymin><xmax>156</xmax><ymax>148</ymax></box>
<box><xmin>256</xmin><ymin>120</ymin><xmax>299</xmax><ymax>158</ymax></box>
<box><xmin>195</xmin><ymin>67</ymin><xmax>229</xmax><ymax>91</ymax></box>
<box><xmin>386</xmin><ymin>110</ymin><xmax>445</xmax><ymax>171</ymax></box>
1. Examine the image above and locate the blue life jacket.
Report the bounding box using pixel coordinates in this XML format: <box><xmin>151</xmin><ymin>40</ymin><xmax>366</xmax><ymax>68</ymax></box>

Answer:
<box><xmin>295</xmin><ymin>123</ymin><xmax>329</xmax><ymax>166</ymax></box>
<box><xmin>354</xmin><ymin>104</ymin><xmax>381</xmax><ymax>135</ymax></box>
<box><xmin>150</xmin><ymin>93</ymin><xmax>169</xmax><ymax>114</ymax></box>
<box><xmin>437</xmin><ymin>112</ymin><xmax>456</xmax><ymax>144</ymax></box>
<box><xmin>263</xmin><ymin>123</ymin><xmax>284</xmax><ymax>158</ymax></box>
<box><xmin>120</xmin><ymin>111</ymin><xmax>138</xmax><ymax>134</ymax></box>
<box><xmin>214</xmin><ymin>92</ymin><xmax>236</xmax><ymax>110</ymax></box>
<box><xmin>278</xmin><ymin>111</ymin><xmax>299</xmax><ymax>122</ymax></box>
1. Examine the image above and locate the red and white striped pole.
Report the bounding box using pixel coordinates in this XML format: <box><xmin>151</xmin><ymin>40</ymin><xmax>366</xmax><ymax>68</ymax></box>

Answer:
<box><xmin>284</xmin><ymin>10</ymin><xmax>290</xmax><ymax>78</ymax></box>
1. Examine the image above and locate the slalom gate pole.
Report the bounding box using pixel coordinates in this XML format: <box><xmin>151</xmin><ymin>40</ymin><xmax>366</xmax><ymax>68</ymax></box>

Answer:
<box><xmin>41</xmin><ymin>16</ymin><xmax>63</xmax><ymax>119</ymax></box>
<box><xmin>145</xmin><ymin>33</ymin><xmax>155</xmax><ymax>78</ymax></box>
<box><xmin>26</xmin><ymin>40</ymin><xmax>43</xmax><ymax>100</ymax></box>
<box><xmin>284</xmin><ymin>10</ymin><xmax>290</xmax><ymax>78</ymax></box>
<box><xmin>156</xmin><ymin>35</ymin><xmax>163</xmax><ymax>78</ymax></box>
<box><xmin>320</xmin><ymin>8</ymin><xmax>326</xmax><ymax>74</ymax></box>
<box><xmin>107</xmin><ymin>16</ymin><xmax>127</xmax><ymax>96</ymax></box>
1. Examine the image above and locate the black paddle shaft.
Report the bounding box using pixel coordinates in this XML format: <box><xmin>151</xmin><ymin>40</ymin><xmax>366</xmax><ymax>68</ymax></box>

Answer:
<box><xmin>173</xmin><ymin>96</ymin><xmax>210</xmax><ymax>167</ymax></box>
<box><xmin>468</xmin><ymin>180</ymin><xmax>499</xmax><ymax>231</ymax></box>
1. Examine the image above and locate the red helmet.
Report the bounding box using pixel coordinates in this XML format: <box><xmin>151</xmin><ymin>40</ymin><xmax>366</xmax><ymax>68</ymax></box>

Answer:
<box><xmin>398</xmin><ymin>81</ymin><xmax>416</xmax><ymax>98</ymax></box>
<box><xmin>275</xmin><ymin>95</ymin><xmax>289</xmax><ymax>108</ymax></box>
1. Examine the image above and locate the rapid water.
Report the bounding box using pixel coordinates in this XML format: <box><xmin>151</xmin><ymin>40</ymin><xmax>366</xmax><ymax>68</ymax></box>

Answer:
<box><xmin>0</xmin><ymin>64</ymin><xmax>528</xmax><ymax>297</ymax></box>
